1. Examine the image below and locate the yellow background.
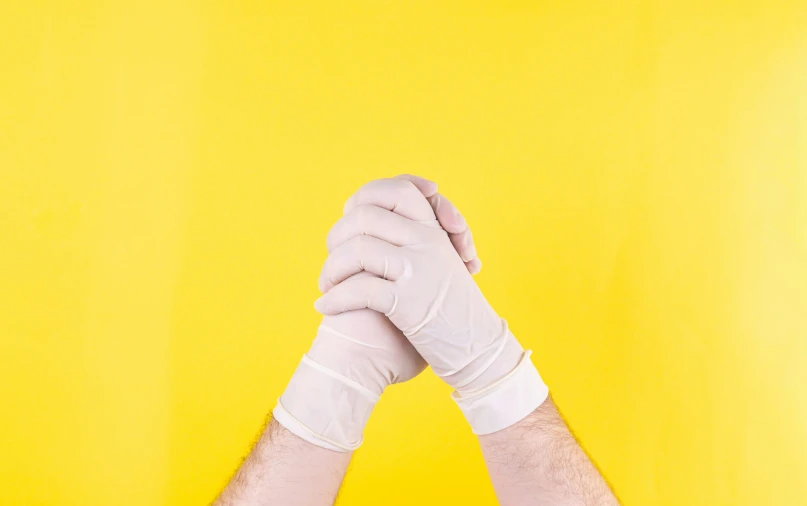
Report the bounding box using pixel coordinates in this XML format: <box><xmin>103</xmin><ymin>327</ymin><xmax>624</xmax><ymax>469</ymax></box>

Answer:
<box><xmin>2</xmin><ymin>1</ymin><xmax>806</xmax><ymax>505</ymax></box>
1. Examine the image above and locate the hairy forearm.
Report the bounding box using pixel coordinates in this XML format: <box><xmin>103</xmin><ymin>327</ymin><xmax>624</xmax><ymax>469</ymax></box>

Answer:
<box><xmin>479</xmin><ymin>397</ymin><xmax>619</xmax><ymax>506</ymax></box>
<box><xmin>214</xmin><ymin>418</ymin><xmax>352</xmax><ymax>506</ymax></box>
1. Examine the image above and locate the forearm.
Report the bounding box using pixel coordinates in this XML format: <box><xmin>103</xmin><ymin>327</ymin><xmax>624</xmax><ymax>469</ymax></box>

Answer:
<box><xmin>214</xmin><ymin>418</ymin><xmax>351</xmax><ymax>506</ymax></box>
<box><xmin>479</xmin><ymin>397</ymin><xmax>618</xmax><ymax>506</ymax></box>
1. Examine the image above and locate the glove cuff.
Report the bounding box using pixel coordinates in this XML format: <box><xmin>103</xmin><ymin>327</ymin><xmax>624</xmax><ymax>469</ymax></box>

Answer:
<box><xmin>273</xmin><ymin>354</ymin><xmax>379</xmax><ymax>452</ymax></box>
<box><xmin>451</xmin><ymin>350</ymin><xmax>549</xmax><ymax>435</ymax></box>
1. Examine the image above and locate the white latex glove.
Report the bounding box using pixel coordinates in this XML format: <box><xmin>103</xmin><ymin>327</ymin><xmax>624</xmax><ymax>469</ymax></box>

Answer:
<box><xmin>274</xmin><ymin>177</ymin><xmax>480</xmax><ymax>451</ymax></box>
<box><xmin>273</xmin><ymin>295</ymin><xmax>426</xmax><ymax>451</ymax></box>
<box><xmin>314</xmin><ymin>182</ymin><xmax>548</xmax><ymax>435</ymax></box>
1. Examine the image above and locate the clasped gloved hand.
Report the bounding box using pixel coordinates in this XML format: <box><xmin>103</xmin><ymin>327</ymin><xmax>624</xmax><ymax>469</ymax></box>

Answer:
<box><xmin>275</xmin><ymin>176</ymin><xmax>547</xmax><ymax>451</ymax></box>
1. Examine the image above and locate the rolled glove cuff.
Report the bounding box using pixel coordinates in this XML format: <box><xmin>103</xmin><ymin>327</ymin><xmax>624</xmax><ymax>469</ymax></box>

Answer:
<box><xmin>273</xmin><ymin>354</ymin><xmax>379</xmax><ymax>452</ymax></box>
<box><xmin>451</xmin><ymin>350</ymin><xmax>549</xmax><ymax>435</ymax></box>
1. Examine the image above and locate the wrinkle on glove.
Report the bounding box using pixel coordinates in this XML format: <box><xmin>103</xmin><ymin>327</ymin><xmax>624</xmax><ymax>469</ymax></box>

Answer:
<box><xmin>274</xmin><ymin>305</ymin><xmax>426</xmax><ymax>452</ymax></box>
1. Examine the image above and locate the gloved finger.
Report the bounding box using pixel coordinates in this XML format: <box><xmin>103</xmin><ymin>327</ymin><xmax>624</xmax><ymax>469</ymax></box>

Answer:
<box><xmin>318</xmin><ymin>235</ymin><xmax>405</xmax><ymax>293</ymax></box>
<box><xmin>425</xmin><ymin>193</ymin><xmax>468</xmax><ymax>235</ymax></box>
<box><xmin>430</xmin><ymin>193</ymin><xmax>480</xmax><ymax>272</ymax></box>
<box><xmin>394</xmin><ymin>174</ymin><xmax>438</xmax><ymax>198</ymax></box>
<box><xmin>466</xmin><ymin>257</ymin><xmax>482</xmax><ymax>275</ymax></box>
<box><xmin>395</xmin><ymin>174</ymin><xmax>479</xmax><ymax>271</ymax></box>
<box><xmin>326</xmin><ymin>204</ymin><xmax>428</xmax><ymax>252</ymax></box>
<box><xmin>344</xmin><ymin>178</ymin><xmax>436</xmax><ymax>221</ymax></box>
<box><xmin>395</xmin><ymin>174</ymin><xmax>468</xmax><ymax>235</ymax></box>
<box><xmin>449</xmin><ymin>226</ymin><xmax>477</xmax><ymax>263</ymax></box>
<box><xmin>314</xmin><ymin>276</ymin><xmax>398</xmax><ymax>316</ymax></box>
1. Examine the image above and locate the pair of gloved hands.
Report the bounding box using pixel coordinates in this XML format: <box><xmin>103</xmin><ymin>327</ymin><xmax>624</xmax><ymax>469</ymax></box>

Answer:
<box><xmin>274</xmin><ymin>176</ymin><xmax>548</xmax><ymax>451</ymax></box>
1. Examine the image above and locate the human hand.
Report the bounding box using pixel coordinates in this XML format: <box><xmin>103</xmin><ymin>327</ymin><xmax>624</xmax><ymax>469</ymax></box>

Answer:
<box><xmin>314</xmin><ymin>179</ymin><xmax>548</xmax><ymax>435</ymax></box>
<box><xmin>311</xmin><ymin>176</ymin><xmax>483</xmax><ymax>396</ymax></box>
<box><xmin>274</xmin><ymin>176</ymin><xmax>483</xmax><ymax>451</ymax></box>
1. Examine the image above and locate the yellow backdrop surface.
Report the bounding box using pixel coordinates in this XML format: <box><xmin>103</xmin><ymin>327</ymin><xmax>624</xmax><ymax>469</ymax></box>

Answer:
<box><xmin>2</xmin><ymin>1</ymin><xmax>806</xmax><ymax>505</ymax></box>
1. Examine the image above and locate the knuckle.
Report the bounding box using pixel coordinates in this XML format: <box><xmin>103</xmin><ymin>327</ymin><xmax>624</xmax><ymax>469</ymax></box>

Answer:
<box><xmin>355</xmin><ymin>180</ymin><xmax>382</xmax><ymax>202</ymax></box>
<box><xmin>394</xmin><ymin>178</ymin><xmax>419</xmax><ymax>197</ymax></box>
<box><xmin>342</xmin><ymin>194</ymin><xmax>356</xmax><ymax>214</ymax></box>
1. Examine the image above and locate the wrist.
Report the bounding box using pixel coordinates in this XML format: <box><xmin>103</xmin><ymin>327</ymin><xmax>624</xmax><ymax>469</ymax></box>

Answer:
<box><xmin>449</xmin><ymin>321</ymin><xmax>550</xmax><ymax>435</ymax></box>
<box><xmin>454</xmin><ymin>327</ymin><xmax>524</xmax><ymax>393</ymax></box>
<box><xmin>274</xmin><ymin>353</ymin><xmax>379</xmax><ymax>452</ymax></box>
<box><xmin>307</xmin><ymin>324</ymin><xmax>389</xmax><ymax>396</ymax></box>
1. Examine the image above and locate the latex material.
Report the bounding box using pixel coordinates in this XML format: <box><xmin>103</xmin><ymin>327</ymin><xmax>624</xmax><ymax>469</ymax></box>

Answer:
<box><xmin>276</xmin><ymin>178</ymin><xmax>483</xmax><ymax>450</ymax></box>
<box><xmin>275</xmin><ymin>286</ymin><xmax>426</xmax><ymax>451</ymax></box>
<box><xmin>316</xmin><ymin>187</ymin><xmax>549</xmax><ymax>433</ymax></box>
<box><xmin>452</xmin><ymin>351</ymin><xmax>549</xmax><ymax>435</ymax></box>
<box><xmin>273</xmin><ymin>358</ymin><xmax>375</xmax><ymax>452</ymax></box>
